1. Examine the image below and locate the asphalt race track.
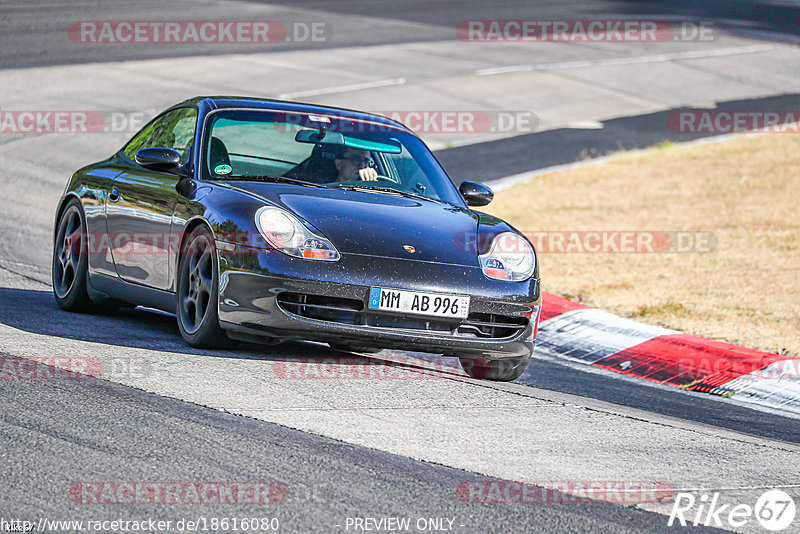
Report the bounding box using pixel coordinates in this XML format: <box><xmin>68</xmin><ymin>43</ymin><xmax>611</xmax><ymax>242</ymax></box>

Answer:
<box><xmin>1</xmin><ymin>1</ymin><xmax>799</xmax><ymax>533</ymax></box>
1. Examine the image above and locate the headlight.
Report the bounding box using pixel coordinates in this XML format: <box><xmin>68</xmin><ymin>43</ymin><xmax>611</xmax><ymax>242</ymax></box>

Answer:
<box><xmin>479</xmin><ymin>232</ymin><xmax>535</xmax><ymax>281</ymax></box>
<box><xmin>255</xmin><ymin>206</ymin><xmax>340</xmax><ymax>261</ymax></box>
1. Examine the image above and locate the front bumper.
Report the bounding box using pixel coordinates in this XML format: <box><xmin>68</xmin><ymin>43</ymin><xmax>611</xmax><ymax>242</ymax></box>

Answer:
<box><xmin>217</xmin><ymin>245</ymin><xmax>541</xmax><ymax>359</ymax></box>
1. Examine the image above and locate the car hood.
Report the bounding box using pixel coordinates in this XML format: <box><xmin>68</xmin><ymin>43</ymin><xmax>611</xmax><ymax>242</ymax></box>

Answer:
<box><xmin>228</xmin><ymin>183</ymin><xmax>480</xmax><ymax>266</ymax></box>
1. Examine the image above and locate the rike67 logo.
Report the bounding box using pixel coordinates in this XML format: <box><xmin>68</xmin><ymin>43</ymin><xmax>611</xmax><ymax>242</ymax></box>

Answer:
<box><xmin>668</xmin><ymin>490</ymin><xmax>796</xmax><ymax>531</ymax></box>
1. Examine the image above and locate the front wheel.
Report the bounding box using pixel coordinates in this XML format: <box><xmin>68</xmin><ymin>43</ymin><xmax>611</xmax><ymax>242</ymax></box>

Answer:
<box><xmin>459</xmin><ymin>354</ymin><xmax>531</xmax><ymax>382</ymax></box>
<box><xmin>177</xmin><ymin>227</ymin><xmax>228</xmax><ymax>348</ymax></box>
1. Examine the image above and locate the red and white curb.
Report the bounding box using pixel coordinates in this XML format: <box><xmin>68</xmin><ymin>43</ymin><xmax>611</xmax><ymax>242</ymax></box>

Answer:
<box><xmin>536</xmin><ymin>293</ymin><xmax>800</xmax><ymax>415</ymax></box>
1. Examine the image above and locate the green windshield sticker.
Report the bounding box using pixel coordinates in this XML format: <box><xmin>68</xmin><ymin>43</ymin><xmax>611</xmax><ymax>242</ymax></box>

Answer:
<box><xmin>214</xmin><ymin>164</ymin><xmax>232</xmax><ymax>175</ymax></box>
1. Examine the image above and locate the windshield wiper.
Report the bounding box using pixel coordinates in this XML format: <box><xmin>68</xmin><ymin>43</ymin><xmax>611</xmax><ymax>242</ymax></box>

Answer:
<box><xmin>330</xmin><ymin>183</ymin><xmax>446</xmax><ymax>204</ymax></box>
<box><xmin>221</xmin><ymin>175</ymin><xmax>331</xmax><ymax>188</ymax></box>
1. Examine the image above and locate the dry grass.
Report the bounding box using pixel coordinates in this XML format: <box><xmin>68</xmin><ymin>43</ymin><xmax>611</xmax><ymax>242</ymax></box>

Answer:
<box><xmin>486</xmin><ymin>134</ymin><xmax>800</xmax><ymax>356</ymax></box>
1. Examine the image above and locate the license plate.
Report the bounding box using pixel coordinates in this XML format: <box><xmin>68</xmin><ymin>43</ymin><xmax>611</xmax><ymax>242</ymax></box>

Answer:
<box><xmin>368</xmin><ymin>287</ymin><xmax>470</xmax><ymax>319</ymax></box>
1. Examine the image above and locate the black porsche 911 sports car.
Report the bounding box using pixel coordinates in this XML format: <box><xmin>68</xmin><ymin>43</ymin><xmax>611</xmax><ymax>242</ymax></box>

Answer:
<box><xmin>52</xmin><ymin>97</ymin><xmax>541</xmax><ymax>381</ymax></box>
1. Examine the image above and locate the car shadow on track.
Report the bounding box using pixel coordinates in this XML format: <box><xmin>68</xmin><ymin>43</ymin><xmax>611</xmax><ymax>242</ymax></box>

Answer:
<box><xmin>0</xmin><ymin>287</ymin><xmax>464</xmax><ymax>380</ymax></box>
<box><xmin>0</xmin><ymin>287</ymin><xmax>350</xmax><ymax>361</ymax></box>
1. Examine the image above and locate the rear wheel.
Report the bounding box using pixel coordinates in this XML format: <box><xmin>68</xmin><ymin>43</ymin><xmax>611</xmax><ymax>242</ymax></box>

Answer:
<box><xmin>52</xmin><ymin>199</ymin><xmax>93</xmax><ymax>312</ymax></box>
<box><xmin>459</xmin><ymin>354</ymin><xmax>531</xmax><ymax>382</ymax></box>
<box><xmin>177</xmin><ymin>227</ymin><xmax>228</xmax><ymax>348</ymax></box>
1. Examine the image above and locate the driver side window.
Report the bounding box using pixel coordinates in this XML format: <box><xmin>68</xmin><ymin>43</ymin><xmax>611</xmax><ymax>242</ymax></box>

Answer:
<box><xmin>123</xmin><ymin>107</ymin><xmax>198</xmax><ymax>163</ymax></box>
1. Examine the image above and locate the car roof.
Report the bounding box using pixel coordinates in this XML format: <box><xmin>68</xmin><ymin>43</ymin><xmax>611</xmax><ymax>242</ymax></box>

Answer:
<box><xmin>176</xmin><ymin>96</ymin><xmax>412</xmax><ymax>133</ymax></box>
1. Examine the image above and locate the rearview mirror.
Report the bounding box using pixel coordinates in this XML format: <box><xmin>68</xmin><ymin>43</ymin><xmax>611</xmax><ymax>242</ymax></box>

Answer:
<box><xmin>135</xmin><ymin>147</ymin><xmax>182</xmax><ymax>173</ymax></box>
<box><xmin>295</xmin><ymin>129</ymin><xmax>344</xmax><ymax>145</ymax></box>
<box><xmin>294</xmin><ymin>129</ymin><xmax>402</xmax><ymax>154</ymax></box>
<box><xmin>459</xmin><ymin>181</ymin><xmax>493</xmax><ymax>206</ymax></box>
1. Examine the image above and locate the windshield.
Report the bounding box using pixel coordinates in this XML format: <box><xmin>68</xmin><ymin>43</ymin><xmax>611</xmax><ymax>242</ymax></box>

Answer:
<box><xmin>200</xmin><ymin>109</ymin><xmax>464</xmax><ymax>205</ymax></box>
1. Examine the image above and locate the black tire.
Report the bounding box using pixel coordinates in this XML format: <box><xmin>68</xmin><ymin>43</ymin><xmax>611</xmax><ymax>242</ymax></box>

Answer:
<box><xmin>52</xmin><ymin>199</ymin><xmax>93</xmax><ymax>312</ymax></box>
<box><xmin>459</xmin><ymin>354</ymin><xmax>531</xmax><ymax>382</ymax></box>
<box><xmin>176</xmin><ymin>226</ymin><xmax>228</xmax><ymax>348</ymax></box>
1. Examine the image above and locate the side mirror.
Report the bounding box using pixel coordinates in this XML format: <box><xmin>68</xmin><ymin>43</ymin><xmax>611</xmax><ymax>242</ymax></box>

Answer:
<box><xmin>135</xmin><ymin>147</ymin><xmax>182</xmax><ymax>173</ymax></box>
<box><xmin>459</xmin><ymin>181</ymin><xmax>494</xmax><ymax>207</ymax></box>
<box><xmin>175</xmin><ymin>178</ymin><xmax>197</xmax><ymax>198</ymax></box>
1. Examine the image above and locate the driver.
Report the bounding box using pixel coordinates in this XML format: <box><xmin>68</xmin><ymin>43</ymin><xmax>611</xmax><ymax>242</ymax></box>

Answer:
<box><xmin>334</xmin><ymin>147</ymin><xmax>378</xmax><ymax>182</ymax></box>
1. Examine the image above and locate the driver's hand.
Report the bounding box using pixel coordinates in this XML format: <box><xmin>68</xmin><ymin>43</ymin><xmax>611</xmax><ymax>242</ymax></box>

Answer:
<box><xmin>358</xmin><ymin>167</ymin><xmax>378</xmax><ymax>181</ymax></box>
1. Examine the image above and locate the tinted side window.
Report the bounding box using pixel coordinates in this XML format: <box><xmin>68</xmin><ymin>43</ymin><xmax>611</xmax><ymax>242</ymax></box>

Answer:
<box><xmin>123</xmin><ymin>107</ymin><xmax>197</xmax><ymax>163</ymax></box>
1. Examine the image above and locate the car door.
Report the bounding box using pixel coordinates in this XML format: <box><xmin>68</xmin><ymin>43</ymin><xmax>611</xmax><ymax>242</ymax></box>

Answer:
<box><xmin>105</xmin><ymin>107</ymin><xmax>197</xmax><ymax>290</ymax></box>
